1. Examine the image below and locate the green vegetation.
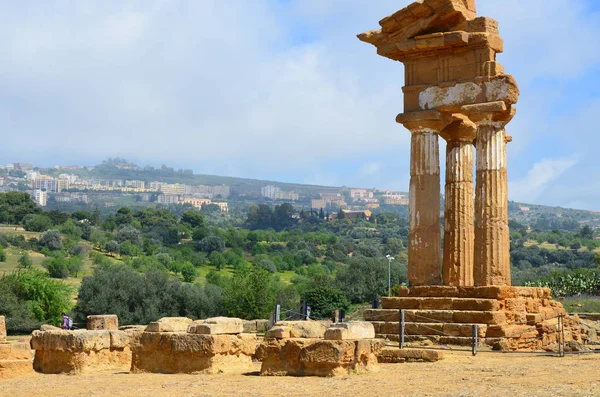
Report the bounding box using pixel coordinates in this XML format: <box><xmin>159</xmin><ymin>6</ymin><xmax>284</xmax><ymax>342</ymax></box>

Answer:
<box><xmin>1</xmin><ymin>191</ymin><xmax>600</xmax><ymax>332</ymax></box>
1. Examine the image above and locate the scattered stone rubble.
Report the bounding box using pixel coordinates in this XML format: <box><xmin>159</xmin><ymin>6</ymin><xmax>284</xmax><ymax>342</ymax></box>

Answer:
<box><xmin>258</xmin><ymin>321</ymin><xmax>384</xmax><ymax>377</ymax></box>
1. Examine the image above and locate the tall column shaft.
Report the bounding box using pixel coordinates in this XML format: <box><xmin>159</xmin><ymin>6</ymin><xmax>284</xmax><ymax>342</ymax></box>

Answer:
<box><xmin>443</xmin><ymin>139</ymin><xmax>474</xmax><ymax>286</ymax></box>
<box><xmin>409</xmin><ymin>129</ymin><xmax>441</xmax><ymax>286</ymax></box>
<box><xmin>474</xmin><ymin>124</ymin><xmax>511</xmax><ymax>286</ymax></box>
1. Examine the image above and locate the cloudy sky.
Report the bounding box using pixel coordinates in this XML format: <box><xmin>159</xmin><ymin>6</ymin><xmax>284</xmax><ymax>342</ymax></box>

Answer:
<box><xmin>1</xmin><ymin>1</ymin><xmax>600</xmax><ymax>210</ymax></box>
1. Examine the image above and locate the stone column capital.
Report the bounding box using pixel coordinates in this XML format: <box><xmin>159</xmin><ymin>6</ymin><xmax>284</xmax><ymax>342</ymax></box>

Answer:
<box><xmin>397</xmin><ymin>110</ymin><xmax>450</xmax><ymax>133</ymax></box>
<box><xmin>440</xmin><ymin>113</ymin><xmax>477</xmax><ymax>143</ymax></box>
<box><xmin>461</xmin><ymin>101</ymin><xmax>516</xmax><ymax>127</ymax></box>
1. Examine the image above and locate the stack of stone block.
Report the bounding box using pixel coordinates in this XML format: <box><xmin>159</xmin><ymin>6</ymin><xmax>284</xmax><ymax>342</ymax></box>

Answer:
<box><xmin>31</xmin><ymin>315</ymin><xmax>132</xmax><ymax>374</ymax></box>
<box><xmin>257</xmin><ymin>321</ymin><xmax>383</xmax><ymax>377</ymax></box>
<box><xmin>0</xmin><ymin>316</ymin><xmax>34</xmax><ymax>379</ymax></box>
<box><xmin>363</xmin><ymin>286</ymin><xmax>587</xmax><ymax>350</ymax></box>
<box><xmin>130</xmin><ymin>317</ymin><xmax>257</xmax><ymax>374</ymax></box>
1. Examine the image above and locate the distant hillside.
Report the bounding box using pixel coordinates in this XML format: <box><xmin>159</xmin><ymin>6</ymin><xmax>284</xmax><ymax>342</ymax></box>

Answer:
<box><xmin>42</xmin><ymin>159</ymin><xmax>343</xmax><ymax>198</ymax></box>
<box><xmin>39</xmin><ymin>158</ymin><xmax>600</xmax><ymax>229</ymax></box>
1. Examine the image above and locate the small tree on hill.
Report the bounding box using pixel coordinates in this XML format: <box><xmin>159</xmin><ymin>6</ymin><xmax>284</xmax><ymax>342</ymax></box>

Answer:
<box><xmin>18</xmin><ymin>253</ymin><xmax>33</xmax><ymax>270</ymax></box>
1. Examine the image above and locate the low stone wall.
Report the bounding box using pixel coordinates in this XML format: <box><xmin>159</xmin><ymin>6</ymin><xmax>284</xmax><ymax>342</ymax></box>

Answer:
<box><xmin>258</xmin><ymin>321</ymin><xmax>383</xmax><ymax>377</ymax></box>
<box><xmin>0</xmin><ymin>342</ymin><xmax>33</xmax><ymax>379</ymax></box>
<box><xmin>130</xmin><ymin>317</ymin><xmax>257</xmax><ymax>374</ymax></box>
<box><xmin>31</xmin><ymin>330</ymin><xmax>133</xmax><ymax>374</ymax></box>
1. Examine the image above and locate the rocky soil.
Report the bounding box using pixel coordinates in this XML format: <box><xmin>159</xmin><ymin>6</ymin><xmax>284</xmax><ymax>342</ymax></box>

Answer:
<box><xmin>2</xmin><ymin>350</ymin><xmax>600</xmax><ymax>396</ymax></box>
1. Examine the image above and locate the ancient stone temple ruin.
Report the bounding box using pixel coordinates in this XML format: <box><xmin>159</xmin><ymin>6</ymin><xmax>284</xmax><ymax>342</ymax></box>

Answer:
<box><xmin>358</xmin><ymin>0</ymin><xmax>597</xmax><ymax>350</ymax></box>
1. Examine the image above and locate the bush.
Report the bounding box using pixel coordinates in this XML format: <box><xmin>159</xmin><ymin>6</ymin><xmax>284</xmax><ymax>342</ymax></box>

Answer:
<box><xmin>223</xmin><ymin>266</ymin><xmax>278</xmax><ymax>319</ymax></box>
<box><xmin>74</xmin><ymin>265</ymin><xmax>225</xmax><ymax>325</ymax></box>
<box><xmin>43</xmin><ymin>256</ymin><xmax>70</xmax><ymax>279</ymax></box>
<box><xmin>39</xmin><ymin>230</ymin><xmax>63</xmax><ymax>250</ymax></box>
<box><xmin>22</xmin><ymin>214</ymin><xmax>53</xmax><ymax>232</ymax></box>
<box><xmin>0</xmin><ymin>246</ymin><xmax>6</xmax><ymax>262</ymax></box>
<box><xmin>0</xmin><ymin>270</ymin><xmax>73</xmax><ymax>333</ymax></box>
<box><xmin>198</xmin><ymin>236</ymin><xmax>225</xmax><ymax>254</ymax></box>
<box><xmin>302</xmin><ymin>280</ymin><xmax>349</xmax><ymax>319</ymax></box>
<box><xmin>181</xmin><ymin>262</ymin><xmax>198</xmax><ymax>282</ymax></box>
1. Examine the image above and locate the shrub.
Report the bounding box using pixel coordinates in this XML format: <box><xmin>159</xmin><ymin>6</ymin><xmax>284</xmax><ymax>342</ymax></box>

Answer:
<box><xmin>39</xmin><ymin>230</ymin><xmax>63</xmax><ymax>250</ymax></box>
<box><xmin>75</xmin><ymin>265</ymin><xmax>224</xmax><ymax>325</ymax></box>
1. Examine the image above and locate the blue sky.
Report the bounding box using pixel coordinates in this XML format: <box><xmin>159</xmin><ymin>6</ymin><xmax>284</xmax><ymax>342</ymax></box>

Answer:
<box><xmin>1</xmin><ymin>1</ymin><xmax>600</xmax><ymax>210</ymax></box>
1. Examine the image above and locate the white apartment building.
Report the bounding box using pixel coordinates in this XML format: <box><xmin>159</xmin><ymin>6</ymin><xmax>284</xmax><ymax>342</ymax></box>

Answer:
<box><xmin>350</xmin><ymin>188</ymin><xmax>374</xmax><ymax>200</ymax></box>
<box><xmin>261</xmin><ymin>185</ymin><xmax>280</xmax><ymax>199</ymax></box>
<box><xmin>32</xmin><ymin>190</ymin><xmax>48</xmax><ymax>206</ymax></box>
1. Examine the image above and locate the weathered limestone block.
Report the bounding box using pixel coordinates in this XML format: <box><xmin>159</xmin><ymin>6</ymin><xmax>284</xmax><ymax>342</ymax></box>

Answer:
<box><xmin>242</xmin><ymin>319</ymin><xmax>270</xmax><ymax>334</ymax></box>
<box><xmin>131</xmin><ymin>332</ymin><xmax>257</xmax><ymax>374</ymax></box>
<box><xmin>145</xmin><ymin>317</ymin><xmax>193</xmax><ymax>333</ymax></box>
<box><xmin>377</xmin><ymin>347</ymin><xmax>444</xmax><ymax>363</ymax></box>
<box><xmin>0</xmin><ymin>342</ymin><xmax>31</xmax><ymax>361</ymax></box>
<box><xmin>87</xmin><ymin>314</ymin><xmax>119</xmax><ymax>330</ymax></box>
<box><xmin>191</xmin><ymin>317</ymin><xmax>244</xmax><ymax>335</ymax></box>
<box><xmin>31</xmin><ymin>330</ymin><xmax>132</xmax><ymax>374</ymax></box>
<box><xmin>0</xmin><ymin>316</ymin><xmax>5</xmax><ymax>342</ymax></box>
<box><xmin>324</xmin><ymin>322</ymin><xmax>375</xmax><ymax>340</ymax></box>
<box><xmin>266</xmin><ymin>321</ymin><xmax>329</xmax><ymax>339</ymax></box>
<box><xmin>258</xmin><ymin>338</ymin><xmax>383</xmax><ymax>377</ymax></box>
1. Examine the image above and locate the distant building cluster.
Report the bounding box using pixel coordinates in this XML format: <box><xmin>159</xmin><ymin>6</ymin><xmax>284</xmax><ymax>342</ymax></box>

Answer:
<box><xmin>1</xmin><ymin>161</ymin><xmax>413</xmax><ymax>215</ymax></box>
<box><xmin>157</xmin><ymin>194</ymin><xmax>229</xmax><ymax>212</ymax></box>
<box><xmin>260</xmin><ymin>185</ymin><xmax>299</xmax><ymax>201</ymax></box>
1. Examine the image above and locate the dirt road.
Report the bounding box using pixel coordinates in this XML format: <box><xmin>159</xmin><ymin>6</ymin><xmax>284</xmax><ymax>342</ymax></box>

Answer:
<box><xmin>2</xmin><ymin>351</ymin><xmax>600</xmax><ymax>397</ymax></box>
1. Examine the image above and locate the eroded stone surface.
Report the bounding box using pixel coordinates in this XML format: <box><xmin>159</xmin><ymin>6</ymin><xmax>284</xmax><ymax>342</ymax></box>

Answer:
<box><xmin>0</xmin><ymin>316</ymin><xmax>5</xmax><ymax>342</ymax></box>
<box><xmin>145</xmin><ymin>317</ymin><xmax>193</xmax><ymax>333</ymax></box>
<box><xmin>324</xmin><ymin>322</ymin><xmax>375</xmax><ymax>341</ymax></box>
<box><xmin>131</xmin><ymin>332</ymin><xmax>257</xmax><ymax>374</ymax></box>
<box><xmin>191</xmin><ymin>317</ymin><xmax>244</xmax><ymax>335</ymax></box>
<box><xmin>257</xmin><ymin>338</ymin><xmax>383</xmax><ymax>377</ymax></box>
<box><xmin>87</xmin><ymin>315</ymin><xmax>119</xmax><ymax>331</ymax></box>
<box><xmin>31</xmin><ymin>330</ymin><xmax>132</xmax><ymax>374</ymax></box>
<box><xmin>266</xmin><ymin>321</ymin><xmax>329</xmax><ymax>339</ymax></box>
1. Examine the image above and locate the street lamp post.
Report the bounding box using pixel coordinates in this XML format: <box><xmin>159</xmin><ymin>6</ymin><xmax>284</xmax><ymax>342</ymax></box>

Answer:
<box><xmin>386</xmin><ymin>254</ymin><xmax>394</xmax><ymax>297</ymax></box>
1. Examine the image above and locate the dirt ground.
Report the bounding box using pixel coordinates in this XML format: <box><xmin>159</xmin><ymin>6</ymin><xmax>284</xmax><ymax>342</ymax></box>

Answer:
<box><xmin>2</xmin><ymin>351</ymin><xmax>600</xmax><ymax>397</ymax></box>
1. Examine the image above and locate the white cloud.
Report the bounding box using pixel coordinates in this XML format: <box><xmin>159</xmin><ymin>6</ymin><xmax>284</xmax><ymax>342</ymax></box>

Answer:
<box><xmin>509</xmin><ymin>157</ymin><xmax>579</xmax><ymax>203</ymax></box>
<box><xmin>359</xmin><ymin>162</ymin><xmax>383</xmax><ymax>177</ymax></box>
<box><xmin>0</xmin><ymin>0</ymin><xmax>599</xmax><ymax>209</ymax></box>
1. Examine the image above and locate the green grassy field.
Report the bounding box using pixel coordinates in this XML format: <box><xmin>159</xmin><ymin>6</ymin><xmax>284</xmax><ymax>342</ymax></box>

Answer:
<box><xmin>561</xmin><ymin>296</ymin><xmax>600</xmax><ymax>313</ymax></box>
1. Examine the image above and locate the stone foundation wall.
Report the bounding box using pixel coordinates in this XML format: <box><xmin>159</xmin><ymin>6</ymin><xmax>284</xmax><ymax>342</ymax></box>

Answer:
<box><xmin>31</xmin><ymin>330</ymin><xmax>133</xmax><ymax>374</ymax></box>
<box><xmin>365</xmin><ymin>286</ymin><xmax>600</xmax><ymax>351</ymax></box>
<box><xmin>258</xmin><ymin>321</ymin><xmax>383</xmax><ymax>377</ymax></box>
<box><xmin>130</xmin><ymin>332</ymin><xmax>257</xmax><ymax>374</ymax></box>
<box><xmin>0</xmin><ymin>342</ymin><xmax>33</xmax><ymax>379</ymax></box>
<box><xmin>257</xmin><ymin>338</ymin><xmax>383</xmax><ymax>377</ymax></box>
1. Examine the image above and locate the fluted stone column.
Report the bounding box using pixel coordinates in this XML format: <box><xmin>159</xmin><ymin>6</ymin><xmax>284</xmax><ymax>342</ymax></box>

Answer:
<box><xmin>473</xmin><ymin>122</ymin><xmax>511</xmax><ymax>286</ymax></box>
<box><xmin>406</xmin><ymin>125</ymin><xmax>442</xmax><ymax>286</ymax></box>
<box><xmin>442</xmin><ymin>118</ymin><xmax>476</xmax><ymax>287</ymax></box>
